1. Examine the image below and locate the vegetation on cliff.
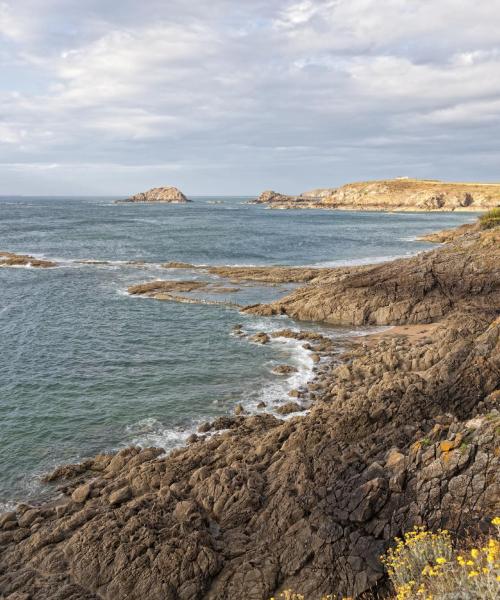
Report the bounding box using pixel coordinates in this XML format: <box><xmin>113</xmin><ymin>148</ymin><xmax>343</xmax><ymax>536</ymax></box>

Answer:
<box><xmin>381</xmin><ymin>523</ymin><xmax>500</xmax><ymax>599</ymax></box>
<box><xmin>480</xmin><ymin>207</ymin><xmax>500</xmax><ymax>229</ymax></box>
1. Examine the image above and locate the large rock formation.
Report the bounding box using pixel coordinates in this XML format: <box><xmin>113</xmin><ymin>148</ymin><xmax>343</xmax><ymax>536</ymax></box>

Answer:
<box><xmin>244</xmin><ymin>227</ymin><xmax>499</xmax><ymax>325</ymax></box>
<box><xmin>252</xmin><ymin>178</ymin><xmax>500</xmax><ymax>211</ymax></box>
<box><xmin>119</xmin><ymin>187</ymin><xmax>190</xmax><ymax>203</ymax></box>
<box><xmin>0</xmin><ymin>224</ymin><xmax>499</xmax><ymax>600</ymax></box>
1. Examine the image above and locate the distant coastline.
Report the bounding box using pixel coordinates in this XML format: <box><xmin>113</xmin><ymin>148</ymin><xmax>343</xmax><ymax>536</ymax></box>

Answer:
<box><xmin>250</xmin><ymin>177</ymin><xmax>500</xmax><ymax>212</ymax></box>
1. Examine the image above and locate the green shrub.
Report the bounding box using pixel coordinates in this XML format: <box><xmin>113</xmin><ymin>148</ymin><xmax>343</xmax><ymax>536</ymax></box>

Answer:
<box><xmin>479</xmin><ymin>207</ymin><xmax>500</xmax><ymax>229</ymax></box>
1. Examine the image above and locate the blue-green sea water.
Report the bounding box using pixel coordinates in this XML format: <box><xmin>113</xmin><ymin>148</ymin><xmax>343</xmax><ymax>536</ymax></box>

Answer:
<box><xmin>0</xmin><ymin>196</ymin><xmax>478</xmax><ymax>508</ymax></box>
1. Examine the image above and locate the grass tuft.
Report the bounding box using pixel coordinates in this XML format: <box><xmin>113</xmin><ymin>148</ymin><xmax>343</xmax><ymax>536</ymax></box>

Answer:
<box><xmin>479</xmin><ymin>207</ymin><xmax>500</xmax><ymax>229</ymax></box>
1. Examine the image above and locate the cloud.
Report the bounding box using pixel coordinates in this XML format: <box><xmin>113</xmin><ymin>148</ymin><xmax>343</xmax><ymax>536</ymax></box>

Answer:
<box><xmin>0</xmin><ymin>0</ymin><xmax>500</xmax><ymax>194</ymax></box>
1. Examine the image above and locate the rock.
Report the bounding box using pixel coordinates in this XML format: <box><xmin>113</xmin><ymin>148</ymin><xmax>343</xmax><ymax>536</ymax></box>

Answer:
<box><xmin>162</xmin><ymin>261</ymin><xmax>197</xmax><ymax>269</ymax></box>
<box><xmin>17</xmin><ymin>509</ymin><xmax>40</xmax><ymax>528</ymax></box>
<box><xmin>385</xmin><ymin>449</ymin><xmax>405</xmax><ymax>471</ymax></box>
<box><xmin>0</xmin><ymin>251</ymin><xmax>57</xmax><ymax>268</ymax></box>
<box><xmin>108</xmin><ymin>486</ymin><xmax>132</xmax><ymax>506</ymax></box>
<box><xmin>128</xmin><ymin>280</ymin><xmax>208</xmax><ymax>296</ymax></box>
<box><xmin>276</xmin><ymin>402</ymin><xmax>303</xmax><ymax>415</ymax></box>
<box><xmin>71</xmin><ymin>483</ymin><xmax>92</xmax><ymax>503</ymax></box>
<box><xmin>0</xmin><ymin>511</ymin><xmax>17</xmax><ymax>529</ymax></box>
<box><xmin>272</xmin><ymin>364</ymin><xmax>299</xmax><ymax>375</ymax></box>
<box><xmin>119</xmin><ymin>186</ymin><xmax>190</xmax><ymax>203</ymax></box>
<box><xmin>234</xmin><ymin>404</ymin><xmax>246</xmax><ymax>415</ymax></box>
<box><xmin>198</xmin><ymin>422</ymin><xmax>211</xmax><ymax>433</ymax></box>
<box><xmin>250</xmin><ymin>332</ymin><xmax>270</xmax><ymax>344</ymax></box>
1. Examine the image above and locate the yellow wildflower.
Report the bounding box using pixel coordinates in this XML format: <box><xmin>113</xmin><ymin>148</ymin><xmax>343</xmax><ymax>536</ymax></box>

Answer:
<box><xmin>491</xmin><ymin>516</ymin><xmax>500</xmax><ymax>526</ymax></box>
<box><xmin>468</xmin><ymin>570</ymin><xmax>479</xmax><ymax>578</ymax></box>
<box><xmin>435</xmin><ymin>557</ymin><xmax>447</xmax><ymax>564</ymax></box>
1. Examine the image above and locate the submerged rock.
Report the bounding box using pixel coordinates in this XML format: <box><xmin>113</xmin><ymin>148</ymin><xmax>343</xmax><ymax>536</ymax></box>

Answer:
<box><xmin>272</xmin><ymin>364</ymin><xmax>299</xmax><ymax>375</ymax></box>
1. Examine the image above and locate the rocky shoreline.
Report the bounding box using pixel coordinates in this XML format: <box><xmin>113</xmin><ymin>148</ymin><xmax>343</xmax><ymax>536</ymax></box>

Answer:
<box><xmin>0</xmin><ymin>221</ymin><xmax>499</xmax><ymax>599</ymax></box>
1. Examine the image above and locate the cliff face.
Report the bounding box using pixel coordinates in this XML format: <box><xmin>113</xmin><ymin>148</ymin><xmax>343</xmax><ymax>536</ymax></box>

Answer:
<box><xmin>0</xmin><ymin>226</ymin><xmax>499</xmax><ymax>600</ymax></box>
<box><xmin>253</xmin><ymin>179</ymin><xmax>500</xmax><ymax>211</ymax></box>
<box><xmin>120</xmin><ymin>187</ymin><xmax>189</xmax><ymax>203</ymax></box>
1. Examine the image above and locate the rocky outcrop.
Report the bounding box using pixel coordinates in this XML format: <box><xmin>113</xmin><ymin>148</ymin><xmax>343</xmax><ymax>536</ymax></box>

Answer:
<box><xmin>205</xmin><ymin>265</ymin><xmax>323</xmax><ymax>283</ymax></box>
<box><xmin>253</xmin><ymin>178</ymin><xmax>500</xmax><ymax>211</ymax></box>
<box><xmin>250</xmin><ymin>190</ymin><xmax>320</xmax><ymax>208</ymax></box>
<box><xmin>0</xmin><ymin>252</ymin><xmax>57</xmax><ymax>268</ymax></box>
<box><xmin>119</xmin><ymin>187</ymin><xmax>190</xmax><ymax>203</ymax></box>
<box><xmin>127</xmin><ymin>279</ymin><xmax>241</xmax><ymax>309</ymax></box>
<box><xmin>417</xmin><ymin>222</ymin><xmax>477</xmax><ymax>243</ymax></box>
<box><xmin>1</xmin><ymin>223</ymin><xmax>499</xmax><ymax>600</ymax></box>
<box><xmin>128</xmin><ymin>280</ymin><xmax>209</xmax><ymax>296</ymax></box>
<box><xmin>244</xmin><ymin>228</ymin><xmax>500</xmax><ymax>326</ymax></box>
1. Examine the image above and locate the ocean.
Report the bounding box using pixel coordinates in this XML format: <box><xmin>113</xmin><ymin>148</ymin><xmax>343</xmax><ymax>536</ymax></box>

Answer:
<box><xmin>0</xmin><ymin>196</ymin><xmax>478</xmax><ymax>508</ymax></box>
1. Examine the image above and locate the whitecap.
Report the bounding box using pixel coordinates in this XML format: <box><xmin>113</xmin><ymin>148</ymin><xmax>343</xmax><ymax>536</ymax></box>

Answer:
<box><xmin>124</xmin><ymin>417</ymin><xmax>193</xmax><ymax>451</ymax></box>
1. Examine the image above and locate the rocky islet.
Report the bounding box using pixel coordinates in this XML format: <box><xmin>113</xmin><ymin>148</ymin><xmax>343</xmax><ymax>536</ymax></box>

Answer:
<box><xmin>117</xmin><ymin>186</ymin><xmax>190</xmax><ymax>204</ymax></box>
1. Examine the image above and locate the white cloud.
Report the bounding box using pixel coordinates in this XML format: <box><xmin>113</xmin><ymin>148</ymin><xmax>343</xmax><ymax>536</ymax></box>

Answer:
<box><xmin>1</xmin><ymin>0</ymin><xmax>500</xmax><ymax>193</ymax></box>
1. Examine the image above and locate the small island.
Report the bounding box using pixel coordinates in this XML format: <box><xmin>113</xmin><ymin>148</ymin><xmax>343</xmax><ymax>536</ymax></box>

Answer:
<box><xmin>116</xmin><ymin>186</ymin><xmax>190</xmax><ymax>204</ymax></box>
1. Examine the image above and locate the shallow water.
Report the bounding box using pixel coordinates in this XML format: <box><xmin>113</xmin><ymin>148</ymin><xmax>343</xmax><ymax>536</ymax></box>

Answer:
<box><xmin>0</xmin><ymin>196</ymin><xmax>478</xmax><ymax>507</ymax></box>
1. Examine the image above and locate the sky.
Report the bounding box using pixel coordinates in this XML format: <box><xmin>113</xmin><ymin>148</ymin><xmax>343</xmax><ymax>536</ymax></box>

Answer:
<box><xmin>1</xmin><ymin>0</ymin><xmax>500</xmax><ymax>196</ymax></box>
